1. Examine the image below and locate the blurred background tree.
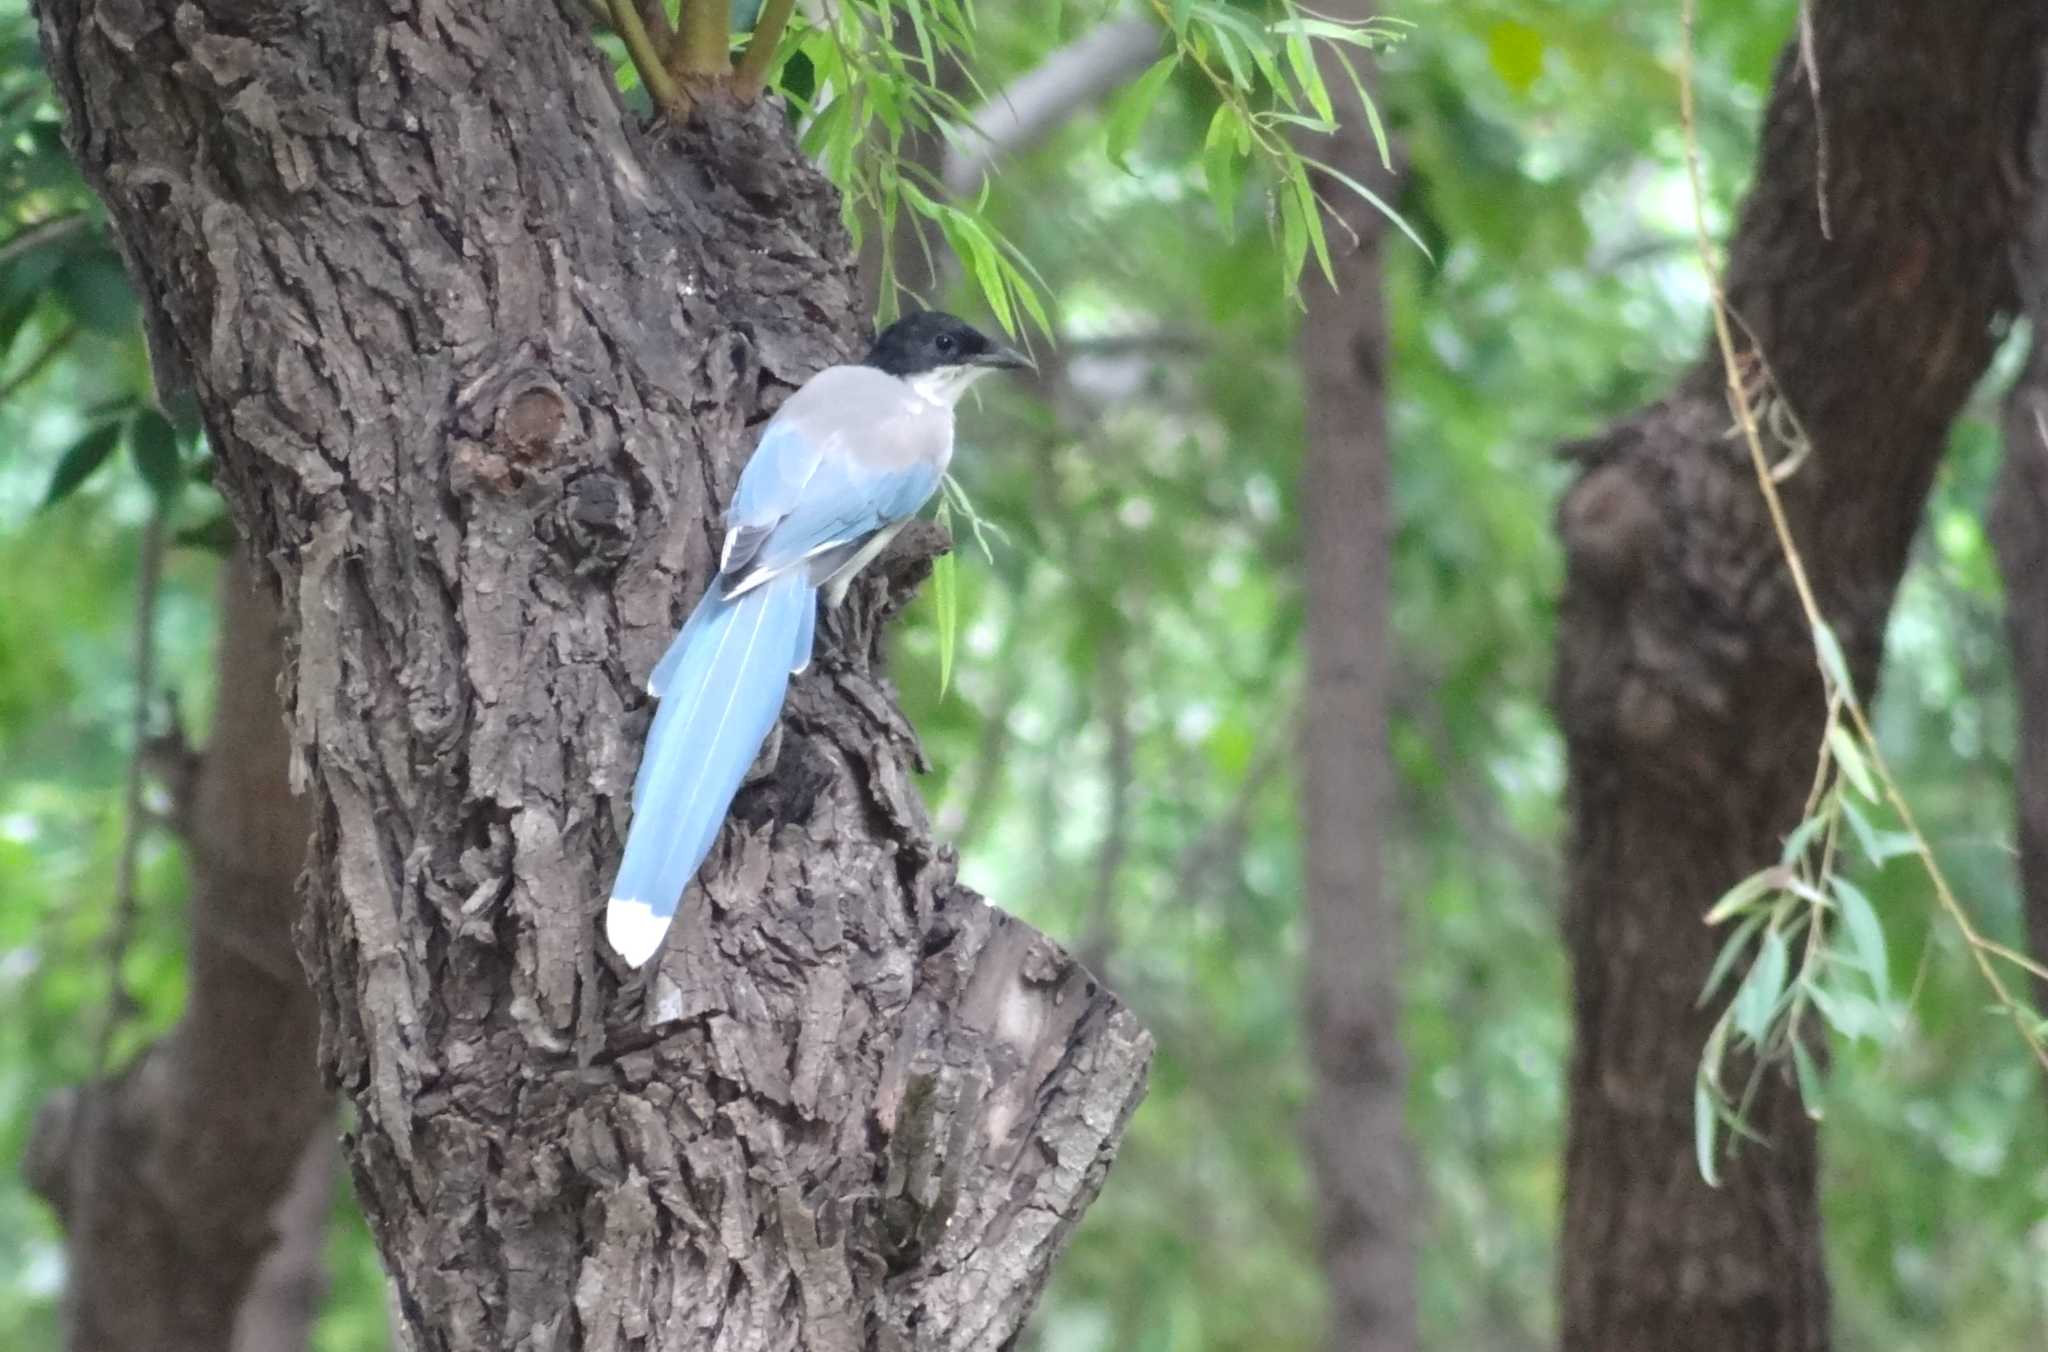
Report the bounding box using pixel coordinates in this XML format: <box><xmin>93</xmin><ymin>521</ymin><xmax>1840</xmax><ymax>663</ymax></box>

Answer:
<box><xmin>1</xmin><ymin>1</ymin><xmax>2043</xmax><ymax>1349</ymax></box>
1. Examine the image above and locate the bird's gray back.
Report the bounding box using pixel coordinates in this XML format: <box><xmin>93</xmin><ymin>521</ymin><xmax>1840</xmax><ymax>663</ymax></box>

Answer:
<box><xmin>773</xmin><ymin>364</ymin><xmax>953</xmax><ymax>473</ymax></box>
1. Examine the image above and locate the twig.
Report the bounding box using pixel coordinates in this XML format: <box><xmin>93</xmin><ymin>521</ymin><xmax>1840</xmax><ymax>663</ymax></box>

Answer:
<box><xmin>1678</xmin><ymin>0</ymin><xmax>2048</xmax><ymax>1074</ymax></box>
<box><xmin>0</xmin><ymin>212</ymin><xmax>91</xmax><ymax>270</ymax></box>
<box><xmin>608</xmin><ymin>0</ymin><xmax>687</xmax><ymax>115</ymax></box>
<box><xmin>733</xmin><ymin>0</ymin><xmax>797</xmax><ymax>99</ymax></box>
<box><xmin>1795</xmin><ymin>0</ymin><xmax>1832</xmax><ymax>240</ymax></box>
<box><xmin>638</xmin><ymin>0</ymin><xmax>676</xmax><ymax>53</ymax></box>
<box><xmin>0</xmin><ymin>324</ymin><xmax>79</xmax><ymax>401</ymax></box>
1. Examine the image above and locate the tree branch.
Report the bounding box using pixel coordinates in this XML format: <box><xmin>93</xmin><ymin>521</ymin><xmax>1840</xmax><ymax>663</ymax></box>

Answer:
<box><xmin>637</xmin><ymin>0</ymin><xmax>675</xmax><ymax>54</ymax></box>
<box><xmin>672</xmin><ymin>0</ymin><xmax>731</xmax><ymax>79</ymax></box>
<box><xmin>608</xmin><ymin>0</ymin><xmax>687</xmax><ymax>116</ymax></box>
<box><xmin>733</xmin><ymin>0</ymin><xmax>795</xmax><ymax>99</ymax></box>
<box><xmin>0</xmin><ymin>211</ymin><xmax>91</xmax><ymax>268</ymax></box>
<box><xmin>941</xmin><ymin>18</ymin><xmax>1159</xmax><ymax>198</ymax></box>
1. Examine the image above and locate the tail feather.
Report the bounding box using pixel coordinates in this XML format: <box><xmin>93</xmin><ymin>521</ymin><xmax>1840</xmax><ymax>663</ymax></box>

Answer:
<box><xmin>791</xmin><ymin>585</ymin><xmax>818</xmax><ymax>674</ymax></box>
<box><xmin>608</xmin><ymin>571</ymin><xmax>812</xmax><ymax>966</ymax></box>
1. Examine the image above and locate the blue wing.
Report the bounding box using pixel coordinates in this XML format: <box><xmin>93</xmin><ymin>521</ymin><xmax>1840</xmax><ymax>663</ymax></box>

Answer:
<box><xmin>720</xmin><ymin>420</ymin><xmax>942</xmax><ymax>598</ymax></box>
<box><xmin>610</xmin><ymin>396</ymin><xmax>944</xmax><ymax>968</ymax></box>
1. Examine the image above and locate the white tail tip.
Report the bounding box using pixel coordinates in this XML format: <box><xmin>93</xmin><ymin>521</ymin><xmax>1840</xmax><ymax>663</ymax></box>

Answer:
<box><xmin>606</xmin><ymin>897</ymin><xmax>670</xmax><ymax>968</ymax></box>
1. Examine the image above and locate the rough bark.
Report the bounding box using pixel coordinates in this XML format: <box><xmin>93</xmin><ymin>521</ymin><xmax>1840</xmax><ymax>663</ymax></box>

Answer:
<box><xmin>1296</xmin><ymin>25</ymin><xmax>1414</xmax><ymax>1352</ymax></box>
<box><xmin>1992</xmin><ymin>42</ymin><xmax>2048</xmax><ymax>1058</ymax></box>
<box><xmin>34</xmin><ymin>2</ymin><xmax>1151</xmax><ymax>1348</ymax></box>
<box><xmin>1552</xmin><ymin>4</ymin><xmax>2040</xmax><ymax>1349</ymax></box>
<box><xmin>25</xmin><ymin>550</ymin><xmax>326</xmax><ymax>1352</ymax></box>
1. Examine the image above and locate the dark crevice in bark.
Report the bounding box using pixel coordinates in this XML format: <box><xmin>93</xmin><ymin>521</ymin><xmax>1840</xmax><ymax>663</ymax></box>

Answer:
<box><xmin>25</xmin><ymin>550</ymin><xmax>325</xmax><ymax>1352</ymax></box>
<box><xmin>34</xmin><ymin>1</ymin><xmax>1149</xmax><ymax>1346</ymax></box>
<box><xmin>1553</xmin><ymin>4</ymin><xmax>2041</xmax><ymax>1349</ymax></box>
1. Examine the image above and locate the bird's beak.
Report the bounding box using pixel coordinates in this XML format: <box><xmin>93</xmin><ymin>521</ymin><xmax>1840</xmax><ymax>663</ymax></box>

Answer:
<box><xmin>978</xmin><ymin>343</ymin><xmax>1035</xmax><ymax>372</ymax></box>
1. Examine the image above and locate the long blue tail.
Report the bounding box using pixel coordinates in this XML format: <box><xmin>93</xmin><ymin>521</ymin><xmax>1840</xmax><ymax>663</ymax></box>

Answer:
<box><xmin>607</xmin><ymin>570</ymin><xmax>815</xmax><ymax>966</ymax></box>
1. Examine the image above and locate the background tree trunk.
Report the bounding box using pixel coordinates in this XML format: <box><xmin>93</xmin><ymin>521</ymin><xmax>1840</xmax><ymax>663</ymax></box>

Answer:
<box><xmin>1992</xmin><ymin>41</ymin><xmax>2048</xmax><ymax>1059</ymax></box>
<box><xmin>1551</xmin><ymin>3</ymin><xmax>2039</xmax><ymax>1349</ymax></box>
<box><xmin>231</xmin><ymin>1133</ymin><xmax>339</xmax><ymax>1352</ymax></box>
<box><xmin>34</xmin><ymin>2</ymin><xmax>1151</xmax><ymax>1347</ymax></box>
<box><xmin>25</xmin><ymin>550</ymin><xmax>325</xmax><ymax>1352</ymax></box>
<box><xmin>1296</xmin><ymin>26</ymin><xmax>1414</xmax><ymax>1352</ymax></box>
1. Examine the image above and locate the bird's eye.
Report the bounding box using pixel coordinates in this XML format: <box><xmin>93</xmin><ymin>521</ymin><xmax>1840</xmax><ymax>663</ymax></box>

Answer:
<box><xmin>935</xmin><ymin>333</ymin><xmax>957</xmax><ymax>355</ymax></box>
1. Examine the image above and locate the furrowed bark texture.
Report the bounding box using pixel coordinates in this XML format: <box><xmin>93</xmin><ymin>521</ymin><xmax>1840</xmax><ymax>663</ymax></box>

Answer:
<box><xmin>1993</xmin><ymin>43</ymin><xmax>2048</xmax><ymax>1057</ymax></box>
<box><xmin>1553</xmin><ymin>4</ymin><xmax>2039</xmax><ymax>1349</ymax></box>
<box><xmin>34</xmin><ymin>2</ymin><xmax>1151</xmax><ymax>1348</ymax></box>
<box><xmin>1296</xmin><ymin>27</ymin><xmax>1413</xmax><ymax>1352</ymax></box>
<box><xmin>25</xmin><ymin>551</ymin><xmax>324</xmax><ymax>1352</ymax></box>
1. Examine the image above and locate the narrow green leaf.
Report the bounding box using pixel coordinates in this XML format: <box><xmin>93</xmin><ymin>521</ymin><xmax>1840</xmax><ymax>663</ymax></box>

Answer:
<box><xmin>1216</xmin><ymin>35</ymin><xmax>1255</xmax><ymax>93</ymax></box>
<box><xmin>1831</xmin><ymin>877</ymin><xmax>1889</xmax><ymax>1001</ymax></box>
<box><xmin>1269</xmin><ymin>17</ymin><xmax>1382</xmax><ymax>46</ymax></box>
<box><xmin>1203</xmin><ymin>106</ymin><xmax>1242</xmax><ymax>234</ymax></box>
<box><xmin>1298</xmin><ymin>152</ymin><xmax>1432</xmax><ymax>260</ymax></box>
<box><xmin>1004</xmin><ymin>256</ymin><xmax>1052</xmax><ymax>339</ymax></box>
<box><xmin>1284</xmin><ymin>31</ymin><xmax>1333</xmax><ymax>123</ymax></box>
<box><xmin>39</xmin><ymin>421</ymin><xmax>122</xmax><ymax>509</ymax></box>
<box><xmin>129</xmin><ymin>408</ymin><xmax>184</xmax><ymax>503</ymax></box>
<box><xmin>1806</xmin><ymin>980</ymin><xmax>1884</xmax><ymax>1041</ymax></box>
<box><xmin>1841</xmin><ymin>797</ymin><xmax>1916</xmax><ymax>863</ymax></box>
<box><xmin>1106</xmin><ymin>56</ymin><xmax>1178</xmax><ymax>169</ymax></box>
<box><xmin>1779</xmin><ymin>809</ymin><xmax>1829</xmax><ymax>866</ymax></box>
<box><xmin>1276</xmin><ymin>183</ymin><xmax>1309</xmax><ymax>286</ymax></box>
<box><xmin>1700</xmin><ymin>909</ymin><xmax>1767</xmax><ymax>1005</ymax></box>
<box><xmin>1694</xmin><ymin>1080</ymin><xmax>1721</xmax><ymax>1187</ymax></box>
<box><xmin>1812</xmin><ymin>621</ymin><xmax>1858</xmax><ymax>707</ymax></box>
<box><xmin>1826</xmin><ymin>724</ymin><xmax>1878</xmax><ymax>801</ymax></box>
<box><xmin>1838</xmin><ymin>797</ymin><xmax>1881</xmax><ymax>863</ymax></box>
<box><xmin>1290</xmin><ymin>171</ymin><xmax>1333</xmax><ymax>288</ymax></box>
<box><xmin>1732</xmin><ymin>925</ymin><xmax>1789</xmax><ymax>1044</ymax></box>
<box><xmin>1789</xmin><ymin>1036</ymin><xmax>1825</xmax><ymax>1119</ymax></box>
<box><xmin>1705</xmin><ymin>866</ymin><xmax>1783</xmax><ymax>927</ymax></box>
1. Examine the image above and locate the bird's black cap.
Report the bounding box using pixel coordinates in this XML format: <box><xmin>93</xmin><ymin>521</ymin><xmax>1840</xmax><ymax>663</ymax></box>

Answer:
<box><xmin>863</xmin><ymin>311</ymin><xmax>1032</xmax><ymax>377</ymax></box>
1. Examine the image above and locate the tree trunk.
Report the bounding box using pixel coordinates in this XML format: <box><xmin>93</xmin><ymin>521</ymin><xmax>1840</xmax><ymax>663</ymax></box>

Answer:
<box><xmin>1992</xmin><ymin>41</ymin><xmax>2048</xmax><ymax>1062</ymax></box>
<box><xmin>232</xmin><ymin>1132</ymin><xmax>339</xmax><ymax>1352</ymax></box>
<box><xmin>33</xmin><ymin>3</ymin><xmax>1151</xmax><ymax>1348</ymax></box>
<box><xmin>25</xmin><ymin>550</ymin><xmax>326</xmax><ymax>1352</ymax></box>
<box><xmin>1297</xmin><ymin>23</ymin><xmax>1414</xmax><ymax>1352</ymax></box>
<box><xmin>1552</xmin><ymin>3</ymin><xmax>2039</xmax><ymax>1349</ymax></box>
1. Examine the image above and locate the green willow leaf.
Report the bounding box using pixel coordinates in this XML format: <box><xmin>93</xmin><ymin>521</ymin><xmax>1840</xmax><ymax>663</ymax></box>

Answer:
<box><xmin>1732</xmin><ymin>925</ymin><xmax>1788</xmax><ymax>1044</ymax></box>
<box><xmin>39</xmin><ymin>420</ymin><xmax>121</xmax><ymax>509</ymax></box>
<box><xmin>1831</xmin><ymin>877</ymin><xmax>1889</xmax><ymax>1002</ymax></box>
<box><xmin>1694</xmin><ymin>1080</ymin><xmax>1721</xmax><ymax>1187</ymax></box>
<box><xmin>1790</xmin><ymin>1036</ymin><xmax>1825</xmax><ymax>1120</ymax></box>
<box><xmin>129</xmin><ymin>408</ymin><xmax>184</xmax><ymax>504</ymax></box>
<box><xmin>1106</xmin><ymin>56</ymin><xmax>1178</xmax><ymax>169</ymax></box>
